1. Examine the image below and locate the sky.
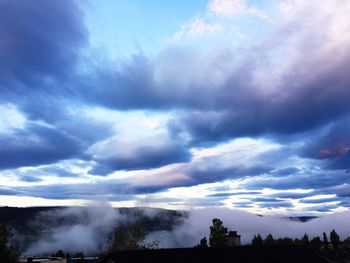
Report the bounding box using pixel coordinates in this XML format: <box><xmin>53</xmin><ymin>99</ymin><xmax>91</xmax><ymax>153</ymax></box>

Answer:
<box><xmin>1</xmin><ymin>0</ymin><xmax>350</xmax><ymax>215</ymax></box>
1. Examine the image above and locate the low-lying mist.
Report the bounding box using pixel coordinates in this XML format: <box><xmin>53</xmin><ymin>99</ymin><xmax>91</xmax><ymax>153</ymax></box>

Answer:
<box><xmin>24</xmin><ymin>202</ymin><xmax>127</xmax><ymax>255</ymax></box>
<box><xmin>147</xmin><ymin>208</ymin><xmax>350</xmax><ymax>247</ymax></box>
<box><xmin>20</xmin><ymin>204</ymin><xmax>350</xmax><ymax>256</ymax></box>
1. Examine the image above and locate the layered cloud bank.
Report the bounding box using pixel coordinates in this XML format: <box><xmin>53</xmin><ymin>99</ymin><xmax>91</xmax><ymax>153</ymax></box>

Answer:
<box><xmin>1</xmin><ymin>0</ymin><xmax>350</xmax><ymax>213</ymax></box>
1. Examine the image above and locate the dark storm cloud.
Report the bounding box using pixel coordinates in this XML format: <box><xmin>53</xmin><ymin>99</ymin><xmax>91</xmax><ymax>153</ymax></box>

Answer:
<box><xmin>270</xmin><ymin>167</ymin><xmax>300</xmax><ymax>177</ymax></box>
<box><xmin>270</xmin><ymin>192</ymin><xmax>315</xmax><ymax>199</ymax></box>
<box><xmin>257</xmin><ymin>201</ymin><xmax>294</xmax><ymax>209</ymax></box>
<box><xmin>244</xmin><ymin>169</ymin><xmax>350</xmax><ymax>191</ymax></box>
<box><xmin>207</xmin><ymin>191</ymin><xmax>261</xmax><ymax>197</ymax></box>
<box><xmin>304</xmin><ymin>205</ymin><xmax>340</xmax><ymax>213</ymax></box>
<box><xmin>183</xmin><ymin>199</ymin><xmax>223</xmax><ymax>207</ymax></box>
<box><xmin>233</xmin><ymin>201</ymin><xmax>254</xmax><ymax>207</ymax></box>
<box><xmin>19</xmin><ymin>174</ymin><xmax>43</xmax><ymax>183</ymax></box>
<box><xmin>187</xmin><ymin>165</ymin><xmax>272</xmax><ymax>185</ymax></box>
<box><xmin>0</xmin><ymin>188</ymin><xmax>20</xmax><ymax>196</ymax></box>
<box><xmin>90</xmin><ymin>143</ymin><xmax>191</xmax><ymax>175</ymax></box>
<box><xmin>78</xmin><ymin>55</ymin><xmax>165</xmax><ymax>110</ymax></box>
<box><xmin>0</xmin><ymin>1</ymin><xmax>114</xmax><ymax>173</ymax></box>
<box><xmin>340</xmin><ymin>199</ymin><xmax>350</xmax><ymax>208</ymax></box>
<box><xmin>79</xmin><ymin>47</ymin><xmax>350</xmax><ymax>146</ymax></box>
<box><xmin>234</xmin><ymin>204</ymin><xmax>254</xmax><ymax>208</ymax></box>
<box><xmin>4</xmin><ymin>181</ymin><xmax>175</xmax><ymax>201</ymax></box>
<box><xmin>0</xmin><ymin>163</ymin><xmax>275</xmax><ymax>201</ymax></box>
<box><xmin>76</xmin><ymin>44</ymin><xmax>350</xmax><ymax>146</ymax></box>
<box><xmin>18</xmin><ymin>96</ymin><xmax>74</xmax><ymax>124</ymax></box>
<box><xmin>123</xmin><ymin>163</ymin><xmax>274</xmax><ymax>194</ymax></box>
<box><xmin>318</xmin><ymin>184</ymin><xmax>350</xmax><ymax>198</ymax></box>
<box><xmin>14</xmin><ymin>166</ymin><xmax>81</xmax><ymax>183</ymax></box>
<box><xmin>39</xmin><ymin>167</ymin><xmax>81</xmax><ymax>178</ymax></box>
<box><xmin>239</xmin><ymin>197</ymin><xmax>296</xmax><ymax>209</ymax></box>
<box><xmin>8</xmin><ymin>182</ymin><xmax>130</xmax><ymax>200</ymax></box>
<box><xmin>180</xmin><ymin>63</ymin><xmax>350</xmax><ymax>144</ymax></box>
<box><xmin>144</xmin><ymin>163</ymin><xmax>274</xmax><ymax>191</ymax></box>
<box><xmin>55</xmin><ymin>115</ymin><xmax>115</xmax><ymax>145</ymax></box>
<box><xmin>77</xmin><ymin>49</ymin><xmax>219</xmax><ymax>111</ymax></box>
<box><xmin>299</xmin><ymin>197</ymin><xmax>339</xmax><ymax>204</ymax></box>
<box><xmin>0</xmin><ymin>0</ymin><xmax>87</xmax><ymax>90</ymax></box>
<box><xmin>0</xmin><ymin>123</ymin><xmax>84</xmax><ymax>170</ymax></box>
<box><xmin>300</xmin><ymin>117</ymin><xmax>350</xmax><ymax>169</ymax></box>
<box><xmin>250</xmin><ymin>197</ymin><xmax>282</xmax><ymax>203</ymax></box>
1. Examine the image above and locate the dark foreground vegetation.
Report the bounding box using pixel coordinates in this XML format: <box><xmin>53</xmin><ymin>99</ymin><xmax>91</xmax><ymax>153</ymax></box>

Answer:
<box><xmin>0</xmin><ymin>224</ymin><xmax>19</xmax><ymax>263</ymax></box>
<box><xmin>101</xmin><ymin>246</ymin><xmax>331</xmax><ymax>263</ymax></box>
<box><xmin>1</xmin><ymin>212</ymin><xmax>350</xmax><ymax>262</ymax></box>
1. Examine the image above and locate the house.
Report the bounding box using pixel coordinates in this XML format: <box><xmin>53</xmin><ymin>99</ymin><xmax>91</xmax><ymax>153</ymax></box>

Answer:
<box><xmin>19</xmin><ymin>256</ymin><xmax>99</xmax><ymax>263</ymax></box>
<box><xmin>101</xmin><ymin>246</ymin><xmax>332</xmax><ymax>263</ymax></box>
<box><xmin>68</xmin><ymin>257</ymin><xmax>99</xmax><ymax>263</ymax></box>
<box><xmin>19</xmin><ymin>257</ymin><xmax>66</xmax><ymax>263</ymax></box>
<box><xmin>226</xmin><ymin>231</ymin><xmax>241</xmax><ymax>247</ymax></box>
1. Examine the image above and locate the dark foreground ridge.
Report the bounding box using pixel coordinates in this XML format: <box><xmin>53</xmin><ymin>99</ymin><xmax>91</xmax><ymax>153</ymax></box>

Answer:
<box><xmin>101</xmin><ymin>245</ymin><xmax>331</xmax><ymax>263</ymax></box>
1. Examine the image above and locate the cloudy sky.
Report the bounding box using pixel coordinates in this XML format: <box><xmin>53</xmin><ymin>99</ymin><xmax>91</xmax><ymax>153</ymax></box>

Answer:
<box><xmin>1</xmin><ymin>0</ymin><xmax>350</xmax><ymax>215</ymax></box>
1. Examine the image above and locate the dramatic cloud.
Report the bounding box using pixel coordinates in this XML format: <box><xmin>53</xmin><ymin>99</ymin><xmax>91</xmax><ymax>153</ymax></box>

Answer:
<box><xmin>300</xmin><ymin>117</ymin><xmax>350</xmax><ymax>169</ymax></box>
<box><xmin>1</xmin><ymin>0</ymin><xmax>350</xmax><ymax>213</ymax></box>
<box><xmin>0</xmin><ymin>0</ymin><xmax>87</xmax><ymax>89</ymax></box>
<box><xmin>89</xmin><ymin>133</ymin><xmax>191</xmax><ymax>174</ymax></box>
<box><xmin>0</xmin><ymin>123</ymin><xmax>84</xmax><ymax>170</ymax></box>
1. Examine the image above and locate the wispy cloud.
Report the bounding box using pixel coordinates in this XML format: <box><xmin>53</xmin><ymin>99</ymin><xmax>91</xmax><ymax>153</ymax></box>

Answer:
<box><xmin>208</xmin><ymin>0</ymin><xmax>266</xmax><ymax>19</ymax></box>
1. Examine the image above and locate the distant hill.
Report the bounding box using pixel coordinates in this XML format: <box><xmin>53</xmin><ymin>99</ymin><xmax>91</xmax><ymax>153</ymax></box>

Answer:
<box><xmin>0</xmin><ymin>206</ymin><xmax>319</xmax><ymax>254</ymax></box>
<box><xmin>0</xmin><ymin>206</ymin><xmax>185</xmax><ymax>252</ymax></box>
<box><xmin>0</xmin><ymin>206</ymin><xmax>185</xmax><ymax>231</ymax></box>
<box><xmin>288</xmin><ymin>216</ymin><xmax>318</xmax><ymax>222</ymax></box>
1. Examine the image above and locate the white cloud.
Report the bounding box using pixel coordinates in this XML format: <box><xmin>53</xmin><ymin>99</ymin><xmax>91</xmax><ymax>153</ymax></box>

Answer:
<box><xmin>171</xmin><ymin>0</ymin><xmax>266</xmax><ymax>42</ymax></box>
<box><xmin>0</xmin><ymin>103</ymin><xmax>26</xmax><ymax>134</ymax></box>
<box><xmin>207</xmin><ymin>0</ymin><xmax>267</xmax><ymax>18</ymax></box>
<box><xmin>172</xmin><ymin>18</ymin><xmax>222</xmax><ymax>42</ymax></box>
<box><xmin>208</xmin><ymin>0</ymin><xmax>246</xmax><ymax>17</ymax></box>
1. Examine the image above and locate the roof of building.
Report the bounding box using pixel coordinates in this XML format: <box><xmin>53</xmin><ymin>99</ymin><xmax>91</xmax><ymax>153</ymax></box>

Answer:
<box><xmin>101</xmin><ymin>245</ymin><xmax>332</xmax><ymax>263</ymax></box>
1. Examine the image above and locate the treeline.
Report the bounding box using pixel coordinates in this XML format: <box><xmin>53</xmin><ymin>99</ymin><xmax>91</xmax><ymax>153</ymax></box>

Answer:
<box><xmin>2</xmin><ymin>218</ymin><xmax>350</xmax><ymax>262</ymax></box>
<box><xmin>252</xmin><ymin>230</ymin><xmax>350</xmax><ymax>261</ymax></box>
<box><xmin>194</xmin><ymin>218</ymin><xmax>350</xmax><ymax>262</ymax></box>
<box><xmin>251</xmin><ymin>230</ymin><xmax>347</xmax><ymax>249</ymax></box>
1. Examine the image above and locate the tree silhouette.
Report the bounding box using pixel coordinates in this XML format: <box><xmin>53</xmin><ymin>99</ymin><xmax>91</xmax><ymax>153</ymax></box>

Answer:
<box><xmin>209</xmin><ymin>218</ymin><xmax>228</xmax><ymax>248</ymax></box>
<box><xmin>301</xmin><ymin>234</ymin><xmax>310</xmax><ymax>246</ymax></box>
<box><xmin>330</xmin><ymin>229</ymin><xmax>340</xmax><ymax>250</ymax></box>
<box><xmin>73</xmin><ymin>251</ymin><xmax>84</xmax><ymax>259</ymax></box>
<box><xmin>108</xmin><ymin>224</ymin><xmax>145</xmax><ymax>251</ymax></box>
<box><xmin>252</xmin><ymin>234</ymin><xmax>263</xmax><ymax>246</ymax></box>
<box><xmin>106</xmin><ymin>224</ymin><xmax>159</xmax><ymax>252</ymax></box>
<box><xmin>264</xmin><ymin>234</ymin><xmax>275</xmax><ymax>246</ymax></box>
<box><xmin>323</xmin><ymin>232</ymin><xmax>329</xmax><ymax>251</ymax></box>
<box><xmin>310</xmin><ymin>237</ymin><xmax>321</xmax><ymax>250</ymax></box>
<box><xmin>55</xmin><ymin>250</ymin><xmax>65</xmax><ymax>258</ymax></box>
<box><xmin>195</xmin><ymin>237</ymin><xmax>208</xmax><ymax>248</ymax></box>
<box><xmin>0</xmin><ymin>224</ymin><xmax>18</xmax><ymax>263</ymax></box>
